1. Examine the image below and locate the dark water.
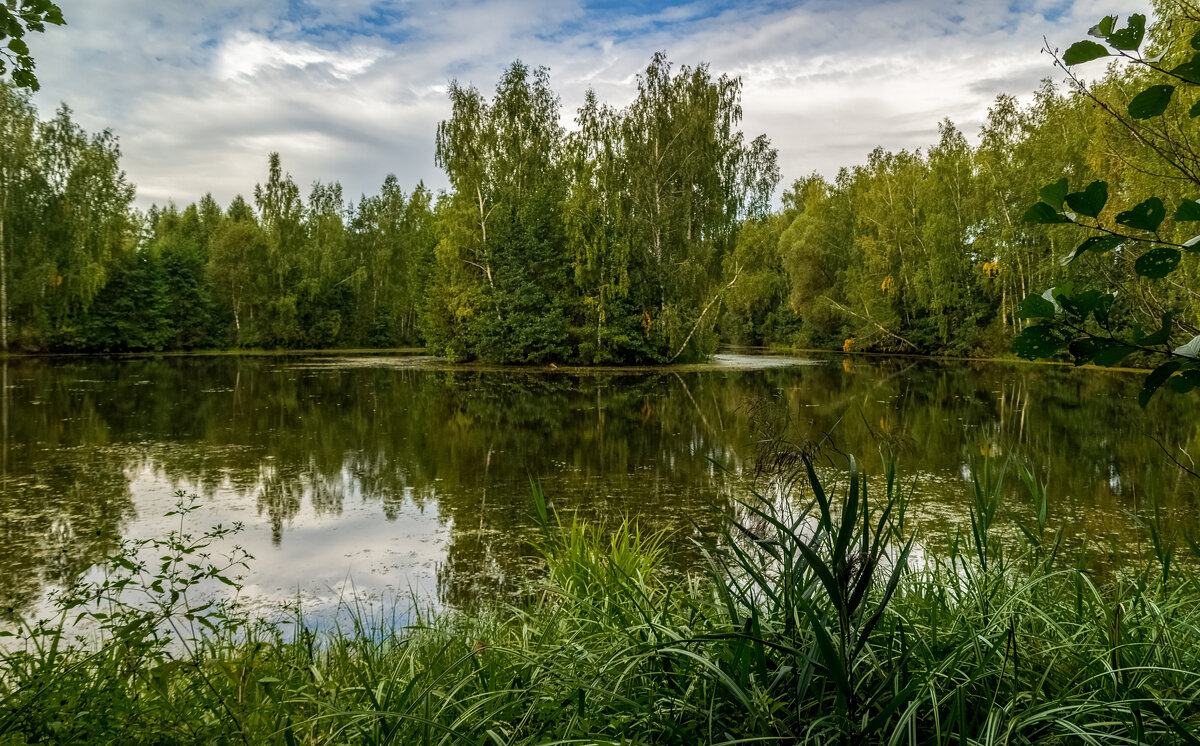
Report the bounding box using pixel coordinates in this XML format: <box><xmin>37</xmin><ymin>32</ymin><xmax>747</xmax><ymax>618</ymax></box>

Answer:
<box><xmin>1</xmin><ymin>352</ymin><xmax>1196</xmax><ymax>622</ymax></box>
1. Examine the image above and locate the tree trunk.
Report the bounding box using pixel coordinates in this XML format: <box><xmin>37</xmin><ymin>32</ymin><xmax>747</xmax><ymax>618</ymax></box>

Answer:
<box><xmin>1</xmin><ymin>359</ymin><xmax>6</xmax><ymax>477</ymax></box>
<box><xmin>0</xmin><ymin>213</ymin><xmax>6</xmax><ymax>354</ymax></box>
<box><xmin>2</xmin><ymin>360</ymin><xmax>7</xmax><ymax>476</ymax></box>
<box><xmin>1</xmin><ymin>179</ymin><xmax>7</xmax><ymax>353</ymax></box>
<box><xmin>669</xmin><ymin>266</ymin><xmax>741</xmax><ymax>363</ymax></box>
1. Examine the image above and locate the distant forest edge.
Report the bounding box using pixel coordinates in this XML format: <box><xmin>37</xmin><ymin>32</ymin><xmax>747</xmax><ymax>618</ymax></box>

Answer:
<box><xmin>0</xmin><ymin>8</ymin><xmax>1196</xmax><ymax>363</ymax></box>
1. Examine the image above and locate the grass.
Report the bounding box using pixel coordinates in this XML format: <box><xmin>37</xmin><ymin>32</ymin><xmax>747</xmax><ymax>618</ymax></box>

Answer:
<box><xmin>3</xmin><ymin>459</ymin><xmax>1200</xmax><ymax>744</ymax></box>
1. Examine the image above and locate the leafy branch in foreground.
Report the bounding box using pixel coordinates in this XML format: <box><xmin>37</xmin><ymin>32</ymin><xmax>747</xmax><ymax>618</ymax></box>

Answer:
<box><xmin>0</xmin><ymin>0</ymin><xmax>65</xmax><ymax>91</ymax></box>
<box><xmin>1015</xmin><ymin>9</ymin><xmax>1200</xmax><ymax>405</ymax></box>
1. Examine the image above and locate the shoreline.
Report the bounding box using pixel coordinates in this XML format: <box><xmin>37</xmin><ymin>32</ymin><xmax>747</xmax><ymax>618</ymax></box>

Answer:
<box><xmin>0</xmin><ymin>344</ymin><xmax>1153</xmax><ymax>375</ymax></box>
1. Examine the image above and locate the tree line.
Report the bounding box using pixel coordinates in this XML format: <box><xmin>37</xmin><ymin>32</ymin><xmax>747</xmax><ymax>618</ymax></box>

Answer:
<box><xmin>0</xmin><ymin>54</ymin><xmax>776</xmax><ymax>361</ymax></box>
<box><xmin>1</xmin><ymin>5</ymin><xmax>1195</xmax><ymax>361</ymax></box>
<box><xmin>723</xmin><ymin>1</ymin><xmax>1197</xmax><ymax>361</ymax></box>
<box><xmin>0</xmin><ymin>87</ymin><xmax>438</xmax><ymax>352</ymax></box>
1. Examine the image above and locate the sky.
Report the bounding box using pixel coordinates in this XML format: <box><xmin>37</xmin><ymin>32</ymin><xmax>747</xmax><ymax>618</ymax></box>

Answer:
<box><xmin>27</xmin><ymin>0</ymin><xmax>1153</xmax><ymax>211</ymax></box>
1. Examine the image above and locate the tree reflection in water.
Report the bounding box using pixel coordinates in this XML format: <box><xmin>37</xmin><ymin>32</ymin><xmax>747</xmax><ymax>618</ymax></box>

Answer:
<box><xmin>1</xmin><ymin>353</ymin><xmax>1196</xmax><ymax>621</ymax></box>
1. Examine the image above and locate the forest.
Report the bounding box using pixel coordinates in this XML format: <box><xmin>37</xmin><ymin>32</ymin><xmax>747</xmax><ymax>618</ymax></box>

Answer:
<box><xmin>1</xmin><ymin>9</ymin><xmax>1198</xmax><ymax>363</ymax></box>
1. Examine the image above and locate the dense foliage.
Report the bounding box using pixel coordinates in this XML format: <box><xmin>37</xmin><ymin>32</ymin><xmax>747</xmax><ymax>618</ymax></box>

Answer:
<box><xmin>1011</xmin><ymin>8</ymin><xmax>1200</xmax><ymax>405</ymax></box>
<box><xmin>424</xmin><ymin>55</ymin><xmax>779</xmax><ymax>363</ymax></box>
<box><xmin>4</xmin><ymin>3</ymin><xmax>1200</xmax><ymax>367</ymax></box>
<box><xmin>4</xmin><ymin>459</ymin><xmax>1200</xmax><ymax>744</ymax></box>
<box><xmin>0</xmin><ymin>84</ymin><xmax>437</xmax><ymax>352</ymax></box>
<box><xmin>0</xmin><ymin>52</ymin><xmax>780</xmax><ymax>361</ymax></box>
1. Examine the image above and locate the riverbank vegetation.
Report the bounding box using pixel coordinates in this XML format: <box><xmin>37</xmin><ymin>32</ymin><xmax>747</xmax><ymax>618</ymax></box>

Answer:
<box><xmin>3</xmin><ymin>457</ymin><xmax>1200</xmax><ymax>744</ymax></box>
<box><xmin>0</xmin><ymin>2</ymin><xmax>1194</xmax><ymax>363</ymax></box>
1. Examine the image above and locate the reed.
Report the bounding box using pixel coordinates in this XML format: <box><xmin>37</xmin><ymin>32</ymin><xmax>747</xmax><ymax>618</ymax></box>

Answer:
<box><xmin>3</xmin><ymin>464</ymin><xmax>1200</xmax><ymax>745</ymax></box>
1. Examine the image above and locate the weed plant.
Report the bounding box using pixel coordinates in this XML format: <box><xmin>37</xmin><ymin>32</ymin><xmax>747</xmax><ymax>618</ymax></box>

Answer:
<box><xmin>2</xmin><ymin>463</ymin><xmax>1200</xmax><ymax>744</ymax></box>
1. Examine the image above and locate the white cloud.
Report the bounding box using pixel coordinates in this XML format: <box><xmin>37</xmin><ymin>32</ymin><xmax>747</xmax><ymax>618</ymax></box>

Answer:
<box><xmin>215</xmin><ymin>34</ymin><xmax>384</xmax><ymax>81</ymax></box>
<box><xmin>28</xmin><ymin>0</ymin><xmax>1154</xmax><ymax>210</ymax></box>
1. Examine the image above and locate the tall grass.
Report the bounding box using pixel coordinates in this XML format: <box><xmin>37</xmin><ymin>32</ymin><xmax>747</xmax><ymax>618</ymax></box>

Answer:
<box><xmin>3</xmin><ymin>464</ymin><xmax>1200</xmax><ymax>744</ymax></box>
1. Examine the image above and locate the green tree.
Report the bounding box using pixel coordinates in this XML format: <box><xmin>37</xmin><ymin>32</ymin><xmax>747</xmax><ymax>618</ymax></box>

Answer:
<box><xmin>563</xmin><ymin>90</ymin><xmax>642</xmax><ymax>362</ymax></box>
<box><xmin>77</xmin><ymin>249</ymin><xmax>171</xmax><ymax>351</ymax></box>
<box><xmin>974</xmin><ymin>88</ymin><xmax>1093</xmax><ymax>338</ymax></box>
<box><xmin>253</xmin><ymin>153</ymin><xmax>304</xmax><ymax>346</ymax></box>
<box><xmin>300</xmin><ymin>179</ymin><xmax>358</xmax><ymax>346</ymax></box>
<box><xmin>350</xmin><ymin>177</ymin><xmax>435</xmax><ymax>346</ymax></box>
<box><xmin>719</xmin><ymin>198</ymin><xmax>796</xmax><ymax>347</ymax></box>
<box><xmin>620</xmin><ymin>53</ymin><xmax>778</xmax><ymax>362</ymax></box>
<box><xmin>208</xmin><ymin>199</ymin><xmax>265</xmax><ymax>346</ymax></box>
<box><xmin>426</xmin><ymin>62</ymin><xmax>571</xmax><ymax>363</ymax></box>
<box><xmin>777</xmin><ymin>173</ymin><xmax>854</xmax><ymax>346</ymax></box>
<box><xmin>149</xmin><ymin>203</ymin><xmax>217</xmax><ymax>349</ymax></box>
<box><xmin>909</xmin><ymin>122</ymin><xmax>991</xmax><ymax>352</ymax></box>
<box><xmin>0</xmin><ymin>97</ymin><xmax>134</xmax><ymax>350</ymax></box>
<box><xmin>39</xmin><ymin>106</ymin><xmax>136</xmax><ymax>344</ymax></box>
<box><xmin>0</xmin><ymin>82</ymin><xmax>40</xmax><ymax>352</ymax></box>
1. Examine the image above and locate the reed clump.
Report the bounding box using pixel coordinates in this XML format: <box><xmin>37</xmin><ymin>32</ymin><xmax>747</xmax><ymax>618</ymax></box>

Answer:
<box><xmin>3</xmin><ymin>462</ymin><xmax>1200</xmax><ymax>745</ymax></box>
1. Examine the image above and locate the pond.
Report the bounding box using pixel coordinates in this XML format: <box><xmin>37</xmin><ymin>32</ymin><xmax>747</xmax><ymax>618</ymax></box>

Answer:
<box><xmin>1</xmin><ymin>351</ymin><xmax>1196</xmax><ymax>625</ymax></box>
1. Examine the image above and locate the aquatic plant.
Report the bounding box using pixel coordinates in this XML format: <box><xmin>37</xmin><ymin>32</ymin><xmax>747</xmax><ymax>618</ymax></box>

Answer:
<box><xmin>2</xmin><ymin>462</ymin><xmax>1200</xmax><ymax>744</ymax></box>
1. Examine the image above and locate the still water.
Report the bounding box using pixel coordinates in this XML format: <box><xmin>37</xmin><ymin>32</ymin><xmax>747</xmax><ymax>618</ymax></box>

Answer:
<box><xmin>1</xmin><ymin>352</ymin><xmax>1196</xmax><ymax>623</ymax></box>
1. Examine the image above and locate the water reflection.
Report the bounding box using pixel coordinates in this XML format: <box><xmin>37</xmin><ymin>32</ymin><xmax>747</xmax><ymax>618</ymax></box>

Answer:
<box><xmin>1</xmin><ymin>353</ymin><xmax>1196</xmax><ymax>621</ymax></box>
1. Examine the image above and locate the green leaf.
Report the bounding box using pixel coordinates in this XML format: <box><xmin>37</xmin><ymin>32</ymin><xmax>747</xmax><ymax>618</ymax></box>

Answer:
<box><xmin>1048</xmin><ymin>281</ymin><xmax>1072</xmax><ymax>304</ymax></box>
<box><xmin>7</xmin><ymin>38</ymin><xmax>28</xmax><ymax>55</ymax></box>
<box><xmin>1089</xmin><ymin>16</ymin><xmax>1116</xmax><ymax>39</ymax></box>
<box><xmin>1068</xmin><ymin>235</ymin><xmax>1122</xmax><ymax>261</ymax></box>
<box><xmin>1089</xmin><ymin>17</ymin><xmax>1117</xmax><ymax>39</ymax></box>
<box><xmin>1065</xmin><ymin>181</ymin><xmax>1108</xmax><ymax>218</ymax></box>
<box><xmin>1176</xmin><ymin>200</ymin><xmax>1200</xmax><ymax>222</ymax></box>
<box><xmin>1136</xmin><ymin>313</ymin><xmax>1174</xmax><ymax>346</ymax></box>
<box><xmin>1091</xmin><ymin>345</ymin><xmax>1134</xmax><ymax>367</ymax></box>
<box><xmin>1171</xmin><ymin>53</ymin><xmax>1200</xmax><ymax>84</ymax></box>
<box><xmin>1169</xmin><ymin>368</ymin><xmax>1200</xmax><ymax>394</ymax></box>
<box><xmin>1017</xmin><ymin>293</ymin><xmax>1056</xmax><ymax>319</ymax></box>
<box><xmin>1069</xmin><ymin>338</ymin><xmax>1134</xmax><ymax>367</ymax></box>
<box><xmin>11</xmin><ymin>68</ymin><xmax>37</xmax><ymax>91</ymax></box>
<box><xmin>1061</xmin><ymin>289</ymin><xmax>1109</xmax><ymax>320</ymax></box>
<box><xmin>1063</xmin><ymin>40</ymin><xmax>1110</xmax><ymax>65</ymax></box>
<box><xmin>1039</xmin><ymin>178</ymin><xmax>1069</xmax><ymax>209</ymax></box>
<box><xmin>1134</xmin><ymin>246</ymin><xmax>1181</xmax><ymax>278</ymax></box>
<box><xmin>1193</xmin><ymin>29</ymin><xmax>1200</xmax><ymax>51</ymax></box>
<box><xmin>1191</xmin><ymin>100</ymin><xmax>1200</xmax><ymax>118</ymax></box>
<box><xmin>1023</xmin><ymin>201</ymin><xmax>1070</xmax><ymax>224</ymax></box>
<box><xmin>1140</xmin><ymin>360</ymin><xmax>1182</xmax><ymax>407</ymax></box>
<box><xmin>1117</xmin><ymin>197</ymin><xmax>1167</xmax><ymax>231</ymax></box>
<box><xmin>1108</xmin><ymin>13</ymin><xmax>1146</xmax><ymax>50</ymax></box>
<box><xmin>1128</xmin><ymin>85</ymin><xmax>1174</xmax><ymax>119</ymax></box>
<box><xmin>1013</xmin><ymin>325</ymin><xmax>1065</xmax><ymax>359</ymax></box>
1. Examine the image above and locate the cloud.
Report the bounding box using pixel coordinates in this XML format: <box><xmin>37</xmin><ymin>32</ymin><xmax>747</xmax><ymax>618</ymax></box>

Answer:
<box><xmin>27</xmin><ymin>0</ymin><xmax>1153</xmax><ymax>210</ymax></box>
